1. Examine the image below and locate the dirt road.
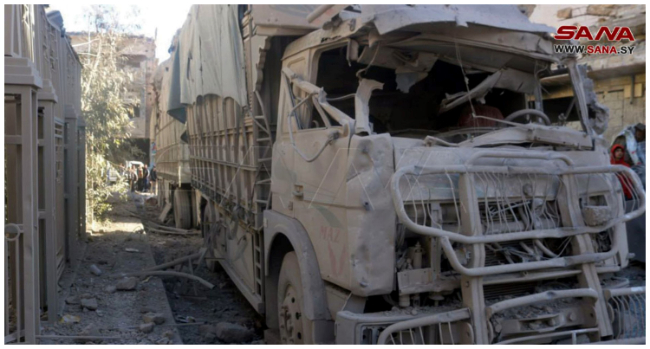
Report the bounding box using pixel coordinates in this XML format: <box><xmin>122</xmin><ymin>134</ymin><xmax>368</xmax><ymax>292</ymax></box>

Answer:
<box><xmin>40</xmin><ymin>192</ymin><xmax>262</xmax><ymax>344</ymax></box>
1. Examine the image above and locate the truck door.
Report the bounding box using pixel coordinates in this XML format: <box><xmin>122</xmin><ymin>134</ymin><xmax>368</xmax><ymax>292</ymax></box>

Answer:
<box><xmin>273</xmin><ymin>50</ymin><xmax>354</xmax><ymax>286</ymax></box>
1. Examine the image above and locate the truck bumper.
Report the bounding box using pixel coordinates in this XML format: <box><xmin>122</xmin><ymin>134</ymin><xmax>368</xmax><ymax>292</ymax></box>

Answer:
<box><xmin>335</xmin><ymin>286</ymin><xmax>645</xmax><ymax>344</ymax></box>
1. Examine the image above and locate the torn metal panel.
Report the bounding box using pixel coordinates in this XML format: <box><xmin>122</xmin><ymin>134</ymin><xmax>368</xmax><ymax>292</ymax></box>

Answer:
<box><xmin>354</xmin><ymin>79</ymin><xmax>383</xmax><ymax>134</ymax></box>
<box><xmin>357</xmin><ymin>5</ymin><xmax>556</xmax><ymax>36</ymax></box>
<box><xmin>579</xmin><ymin>65</ymin><xmax>609</xmax><ymax>135</ymax></box>
<box><xmin>439</xmin><ymin>68</ymin><xmax>536</xmax><ymax>113</ymax></box>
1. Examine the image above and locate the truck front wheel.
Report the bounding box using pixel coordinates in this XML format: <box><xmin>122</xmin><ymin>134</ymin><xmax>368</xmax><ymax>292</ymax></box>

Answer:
<box><xmin>278</xmin><ymin>252</ymin><xmax>314</xmax><ymax>344</ymax></box>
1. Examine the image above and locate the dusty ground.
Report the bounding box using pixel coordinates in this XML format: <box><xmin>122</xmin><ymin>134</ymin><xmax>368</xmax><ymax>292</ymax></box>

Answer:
<box><xmin>40</xmin><ymin>191</ymin><xmax>262</xmax><ymax>344</ymax></box>
<box><xmin>40</xmin><ymin>192</ymin><xmax>181</xmax><ymax>344</ymax></box>
<box><xmin>39</xmin><ymin>189</ymin><xmax>646</xmax><ymax>344</ymax></box>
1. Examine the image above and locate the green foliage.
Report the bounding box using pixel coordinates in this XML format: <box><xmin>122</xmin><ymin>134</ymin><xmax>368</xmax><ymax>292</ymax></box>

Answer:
<box><xmin>81</xmin><ymin>5</ymin><xmax>142</xmax><ymax>223</ymax></box>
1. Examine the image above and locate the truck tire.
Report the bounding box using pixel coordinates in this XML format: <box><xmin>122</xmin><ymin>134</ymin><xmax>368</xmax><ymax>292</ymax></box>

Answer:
<box><xmin>278</xmin><ymin>252</ymin><xmax>314</xmax><ymax>344</ymax></box>
<box><xmin>173</xmin><ymin>189</ymin><xmax>192</xmax><ymax>229</ymax></box>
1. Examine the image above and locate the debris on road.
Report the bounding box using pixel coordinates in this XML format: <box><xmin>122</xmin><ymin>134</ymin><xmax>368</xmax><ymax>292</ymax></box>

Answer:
<box><xmin>90</xmin><ymin>264</ymin><xmax>103</xmax><ymax>276</ymax></box>
<box><xmin>116</xmin><ymin>276</ymin><xmax>138</xmax><ymax>291</ymax></box>
<box><xmin>60</xmin><ymin>314</ymin><xmax>81</xmax><ymax>324</ymax></box>
<box><xmin>80</xmin><ymin>298</ymin><xmax>99</xmax><ymax>311</ymax></box>
<box><xmin>143</xmin><ymin>312</ymin><xmax>166</xmax><ymax>325</ymax></box>
<box><xmin>215</xmin><ymin>322</ymin><xmax>255</xmax><ymax>343</ymax></box>
<box><xmin>139</xmin><ymin>322</ymin><xmax>155</xmax><ymax>334</ymax></box>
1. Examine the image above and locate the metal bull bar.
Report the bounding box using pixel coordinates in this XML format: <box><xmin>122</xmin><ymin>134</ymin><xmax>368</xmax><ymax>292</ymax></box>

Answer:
<box><xmin>390</xmin><ymin>150</ymin><xmax>646</xmax><ymax>277</ymax></box>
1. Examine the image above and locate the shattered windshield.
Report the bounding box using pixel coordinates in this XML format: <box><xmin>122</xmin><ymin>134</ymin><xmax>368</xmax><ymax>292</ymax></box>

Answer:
<box><xmin>307</xmin><ymin>40</ymin><xmax>562</xmax><ymax>142</ymax></box>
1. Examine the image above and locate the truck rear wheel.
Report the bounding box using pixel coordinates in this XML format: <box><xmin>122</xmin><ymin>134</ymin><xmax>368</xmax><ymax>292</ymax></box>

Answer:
<box><xmin>173</xmin><ymin>189</ymin><xmax>192</xmax><ymax>229</ymax></box>
<box><xmin>278</xmin><ymin>252</ymin><xmax>314</xmax><ymax>344</ymax></box>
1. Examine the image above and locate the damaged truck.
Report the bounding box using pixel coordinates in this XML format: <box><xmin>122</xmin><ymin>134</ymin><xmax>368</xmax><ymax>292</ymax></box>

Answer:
<box><xmin>151</xmin><ymin>5</ymin><xmax>646</xmax><ymax>344</ymax></box>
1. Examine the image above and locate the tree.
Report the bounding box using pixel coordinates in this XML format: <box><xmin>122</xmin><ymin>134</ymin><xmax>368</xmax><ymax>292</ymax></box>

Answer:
<box><xmin>79</xmin><ymin>5</ymin><xmax>143</xmax><ymax>226</ymax></box>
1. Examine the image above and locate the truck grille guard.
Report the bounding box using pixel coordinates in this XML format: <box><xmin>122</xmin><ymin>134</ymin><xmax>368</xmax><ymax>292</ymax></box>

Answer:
<box><xmin>376</xmin><ymin>287</ymin><xmax>646</xmax><ymax>344</ymax></box>
<box><xmin>390</xmin><ymin>150</ymin><xmax>646</xmax><ymax>277</ymax></box>
<box><xmin>376</xmin><ymin>150</ymin><xmax>646</xmax><ymax>344</ymax></box>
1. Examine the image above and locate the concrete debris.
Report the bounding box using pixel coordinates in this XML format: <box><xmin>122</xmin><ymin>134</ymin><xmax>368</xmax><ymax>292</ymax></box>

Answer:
<box><xmin>60</xmin><ymin>314</ymin><xmax>81</xmax><ymax>324</ymax></box>
<box><xmin>90</xmin><ymin>264</ymin><xmax>103</xmax><ymax>276</ymax></box>
<box><xmin>586</xmin><ymin>4</ymin><xmax>616</xmax><ymax>16</ymax></box>
<box><xmin>582</xmin><ymin>205</ymin><xmax>612</xmax><ymax>227</ymax></box>
<box><xmin>143</xmin><ymin>312</ymin><xmax>166</xmax><ymax>325</ymax></box>
<box><xmin>74</xmin><ymin>324</ymin><xmax>100</xmax><ymax>344</ymax></box>
<box><xmin>556</xmin><ymin>7</ymin><xmax>572</xmax><ymax>19</ymax></box>
<box><xmin>155</xmin><ymin>337</ymin><xmax>172</xmax><ymax>345</ymax></box>
<box><xmin>65</xmin><ymin>295</ymin><xmax>80</xmax><ymax>305</ymax></box>
<box><xmin>81</xmin><ymin>297</ymin><xmax>99</xmax><ymax>311</ymax></box>
<box><xmin>199</xmin><ymin>324</ymin><xmax>217</xmax><ymax>342</ymax></box>
<box><xmin>116</xmin><ymin>277</ymin><xmax>138</xmax><ymax>291</ymax></box>
<box><xmin>215</xmin><ymin>322</ymin><xmax>255</xmax><ymax>343</ymax></box>
<box><xmin>80</xmin><ymin>293</ymin><xmax>93</xmax><ymax>299</ymax></box>
<box><xmin>139</xmin><ymin>322</ymin><xmax>155</xmax><ymax>334</ymax></box>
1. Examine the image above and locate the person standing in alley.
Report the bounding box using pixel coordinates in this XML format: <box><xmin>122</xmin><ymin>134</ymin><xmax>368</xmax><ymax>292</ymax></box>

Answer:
<box><xmin>129</xmin><ymin>165</ymin><xmax>137</xmax><ymax>192</ymax></box>
<box><xmin>149</xmin><ymin>165</ymin><xmax>158</xmax><ymax>194</ymax></box>
<box><xmin>143</xmin><ymin>164</ymin><xmax>150</xmax><ymax>193</ymax></box>
<box><xmin>610</xmin><ymin>144</ymin><xmax>633</xmax><ymax>200</ymax></box>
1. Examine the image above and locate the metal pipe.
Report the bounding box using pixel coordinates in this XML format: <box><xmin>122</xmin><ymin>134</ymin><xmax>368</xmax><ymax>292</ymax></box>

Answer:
<box><xmin>440</xmin><ymin>235</ymin><xmax>619</xmax><ymax>277</ymax></box>
<box><xmin>497</xmin><ymin>328</ymin><xmax>598</xmax><ymax>344</ymax></box>
<box><xmin>116</xmin><ymin>271</ymin><xmax>215</xmax><ymax>289</ymax></box>
<box><xmin>604</xmin><ymin>286</ymin><xmax>645</xmax><ymax>298</ymax></box>
<box><xmin>143</xmin><ymin>252</ymin><xmax>201</xmax><ymax>272</ymax></box>
<box><xmin>307</xmin><ymin>5</ymin><xmax>334</xmax><ymax>23</ymax></box>
<box><xmin>465</xmin><ymin>150</ymin><xmax>575</xmax><ymax>166</ymax></box>
<box><xmin>590</xmin><ymin>337</ymin><xmax>646</xmax><ymax>345</ymax></box>
<box><xmin>486</xmin><ymin>288</ymin><xmax>599</xmax><ymax>318</ymax></box>
<box><xmin>390</xmin><ymin>164</ymin><xmax>645</xmax><ymax>244</ymax></box>
<box><xmin>36</xmin><ymin>335</ymin><xmax>121</xmax><ymax>341</ymax></box>
<box><xmin>377</xmin><ymin>308</ymin><xmax>470</xmax><ymax>344</ymax></box>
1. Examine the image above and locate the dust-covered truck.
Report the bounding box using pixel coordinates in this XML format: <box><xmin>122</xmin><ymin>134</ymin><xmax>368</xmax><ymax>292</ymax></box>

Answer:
<box><xmin>154</xmin><ymin>5</ymin><xmax>646</xmax><ymax>344</ymax></box>
<box><xmin>151</xmin><ymin>51</ymin><xmax>197</xmax><ymax>229</ymax></box>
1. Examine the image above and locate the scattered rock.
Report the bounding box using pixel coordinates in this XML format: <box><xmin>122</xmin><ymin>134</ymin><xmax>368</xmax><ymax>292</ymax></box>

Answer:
<box><xmin>155</xmin><ymin>338</ymin><xmax>171</xmax><ymax>345</ymax></box>
<box><xmin>65</xmin><ymin>296</ymin><xmax>79</xmax><ymax>305</ymax></box>
<box><xmin>125</xmin><ymin>248</ymin><xmax>141</xmax><ymax>253</ymax></box>
<box><xmin>105</xmin><ymin>285</ymin><xmax>117</xmax><ymax>293</ymax></box>
<box><xmin>60</xmin><ymin>314</ymin><xmax>81</xmax><ymax>324</ymax></box>
<box><xmin>139</xmin><ymin>322</ymin><xmax>155</xmax><ymax>334</ymax></box>
<box><xmin>81</xmin><ymin>297</ymin><xmax>98</xmax><ymax>311</ymax></box>
<box><xmin>143</xmin><ymin>312</ymin><xmax>166</xmax><ymax>325</ymax></box>
<box><xmin>215</xmin><ymin>322</ymin><xmax>255</xmax><ymax>343</ymax></box>
<box><xmin>89</xmin><ymin>264</ymin><xmax>103</xmax><ymax>276</ymax></box>
<box><xmin>116</xmin><ymin>277</ymin><xmax>138</xmax><ymax>291</ymax></box>
<box><xmin>80</xmin><ymin>293</ymin><xmax>93</xmax><ymax>299</ymax></box>
<box><xmin>200</xmin><ymin>324</ymin><xmax>217</xmax><ymax>342</ymax></box>
<box><xmin>162</xmin><ymin>330</ymin><xmax>174</xmax><ymax>339</ymax></box>
<box><xmin>75</xmin><ymin>324</ymin><xmax>100</xmax><ymax>344</ymax></box>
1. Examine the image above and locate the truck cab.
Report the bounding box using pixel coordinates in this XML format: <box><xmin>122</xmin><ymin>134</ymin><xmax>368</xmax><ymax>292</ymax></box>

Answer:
<box><xmin>167</xmin><ymin>5</ymin><xmax>646</xmax><ymax>344</ymax></box>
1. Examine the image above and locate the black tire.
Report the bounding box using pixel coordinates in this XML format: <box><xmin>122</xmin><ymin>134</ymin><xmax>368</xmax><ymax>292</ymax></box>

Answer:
<box><xmin>173</xmin><ymin>189</ymin><xmax>192</xmax><ymax>229</ymax></box>
<box><xmin>278</xmin><ymin>252</ymin><xmax>314</xmax><ymax>344</ymax></box>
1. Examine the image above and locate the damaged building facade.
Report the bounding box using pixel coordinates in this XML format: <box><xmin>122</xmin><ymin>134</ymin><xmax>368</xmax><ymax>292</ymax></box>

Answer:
<box><xmin>69</xmin><ymin>32</ymin><xmax>157</xmax><ymax>163</ymax></box>
<box><xmin>527</xmin><ymin>5</ymin><xmax>646</xmax><ymax>142</ymax></box>
<box><xmin>150</xmin><ymin>4</ymin><xmax>646</xmax><ymax>345</ymax></box>
<box><xmin>5</xmin><ymin>4</ymin><xmax>86</xmax><ymax>343</ymax></box>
